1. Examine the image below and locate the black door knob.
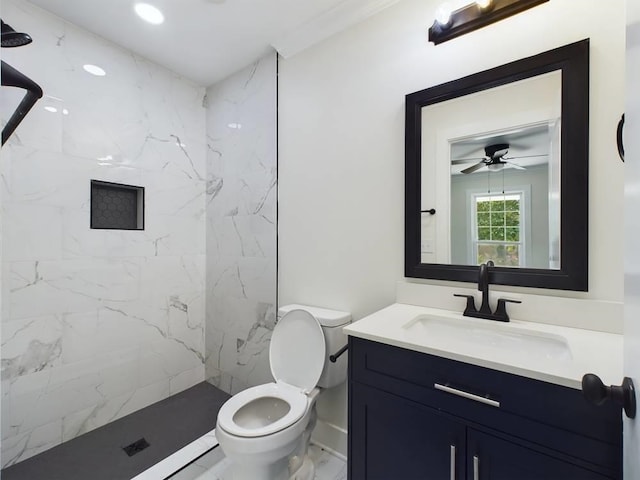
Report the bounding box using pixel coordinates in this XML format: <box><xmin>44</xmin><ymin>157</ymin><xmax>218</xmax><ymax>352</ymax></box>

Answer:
<box><xmin>581</xmin><ymin>373</ymin><xmax>636</xmax><ymax>419</ymax></box>
<box><xmin>616</xmin><ymin>113</ymin><xmax>625</xmax><ymax>162</ymax></box>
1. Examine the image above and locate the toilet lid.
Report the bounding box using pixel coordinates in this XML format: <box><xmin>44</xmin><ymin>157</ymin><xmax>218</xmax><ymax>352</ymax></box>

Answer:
<box><xmin>270</xmin><ymin>309</ymin><xmax>326</xmax><ymax>392</ymax></box>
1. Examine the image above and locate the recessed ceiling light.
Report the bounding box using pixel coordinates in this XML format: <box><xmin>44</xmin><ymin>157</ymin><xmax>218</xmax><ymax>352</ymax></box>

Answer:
<box><xmin>83</xmin><ymin>64</ymin><xmax>106</xmax><ymax>76</ymax></box>
<box><xmin>62</xmin><ymin>108</ymin><xmax>69</xmax><ymax>115</ymax></box>
<box><xmin>134</xmin><ymin>3</ymin><xmax>165</xmax><ymax>25</ymax></box>
<box><xmin>44</xmin><ymin>106</ymin><xmax>58</xmax><ymax>113</ymax></box>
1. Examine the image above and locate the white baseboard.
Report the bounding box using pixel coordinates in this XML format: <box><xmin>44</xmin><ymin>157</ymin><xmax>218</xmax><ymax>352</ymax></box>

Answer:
<box><xmin>311</xmin><ymin>419</ymin><xmax>347</xmax><ymax>460</ymax></box>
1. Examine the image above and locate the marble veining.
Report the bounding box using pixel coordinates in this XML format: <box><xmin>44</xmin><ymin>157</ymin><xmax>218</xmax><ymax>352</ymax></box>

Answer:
<box><xmin>205</xmin><ymin>53</ymin><xmax>277</xmax><ymax>395</ymax></box>
<box><xmin>1</xmin><ymin>0</ymin><xmax>207</xmax><ymax>466</ymax></box>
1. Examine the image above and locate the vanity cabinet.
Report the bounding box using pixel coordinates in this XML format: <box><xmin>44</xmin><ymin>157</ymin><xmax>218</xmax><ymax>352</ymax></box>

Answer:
<box><xmin>348</xmin><ymin>337</ymin><xmax>622</xmax><ymax>480</ymax></box>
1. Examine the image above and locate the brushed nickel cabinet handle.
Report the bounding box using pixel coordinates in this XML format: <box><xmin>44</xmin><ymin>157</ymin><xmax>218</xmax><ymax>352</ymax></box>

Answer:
<box><xmin>473</xmin><ymin>455</ymin><xmax>480</xmax><ymax>480</ymax></box>
<box><xmin>434</xmin><ymin>383</ymin><xmax>500</xmax><ymax>408</ymax></box>
<box><xmin>450</xmin><ymin>445</ymin><xmax>456</xmax><ymax>480</ymax></box>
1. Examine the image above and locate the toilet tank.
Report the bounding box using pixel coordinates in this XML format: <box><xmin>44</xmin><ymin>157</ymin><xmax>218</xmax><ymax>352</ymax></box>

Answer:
<box><xmin>277</xmin><ymin>304</ymin><xmax>351</xmax><ymax>388</ymax></box>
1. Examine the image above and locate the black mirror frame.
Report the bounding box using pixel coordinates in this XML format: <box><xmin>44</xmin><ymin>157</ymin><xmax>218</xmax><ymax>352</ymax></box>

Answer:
<box><xmin>405</xmin><ymin>39</ymin><xmax>589</xmax><ymax>291</ymax></box>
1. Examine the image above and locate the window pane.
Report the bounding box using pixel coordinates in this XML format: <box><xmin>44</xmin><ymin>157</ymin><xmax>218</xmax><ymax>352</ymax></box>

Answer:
<box><xmin>491</xmin><ymin>212</ymin><xmax>505</xmax><ymax>226</ymax></box>
<box><xmin>490</xmin><ymin>200</ymin><xmax>505</xmax><ymax>212</ymax></box>
<box><xmin>505</xmin><ymin>211</ymin><xmax>520</xmax><ymax>226</ymax></box>
<box><xmin>478</xmin><ymin>227</ymin><xmax>491</xmax><ymax>240</ymax></box>
<box><xmin>477</xmin><ymin>243</ymin><xmax>520</xmax><ymax>267</ymax></box>
<box><xmin>505</xmin><ymin>199</ymin><xmax>520</xmax><ymax>211</ymax></box>
<box><xmin>477</xmin><ymin>246</ymin><xmax>492</xmax><ymax>265</ymax></box>
<box><xmin>477</xmin><ymin>213</ymin><xmax>490</xmax><ymax>227</ymax></box>
<box><xmin>491</xmin><ymin>227</ymin><xmax>505</xmax><ymax>241</ymax></box>
<box><xmin>506</xmin><ymin>227</ymin><xmax>520</xmax><ymax>242</ymax></box>
<box><xmin>477</xmin><ymin>201</ymin><xmax>490</xmax><ymax>213</ymax></box>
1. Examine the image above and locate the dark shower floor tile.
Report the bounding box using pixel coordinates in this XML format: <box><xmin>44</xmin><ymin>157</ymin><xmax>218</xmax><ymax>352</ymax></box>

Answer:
<box><xmin>2</xmin><ymin>382</ymin><xmax>230</xmax><ymax>480</ymax></box>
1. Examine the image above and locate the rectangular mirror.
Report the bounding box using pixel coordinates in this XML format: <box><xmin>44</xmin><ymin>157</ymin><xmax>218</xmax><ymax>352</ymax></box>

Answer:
<box><xmin>405</xmin><ymin>40</ymin><xmax>589</xmax><ymax>290</ymax></box>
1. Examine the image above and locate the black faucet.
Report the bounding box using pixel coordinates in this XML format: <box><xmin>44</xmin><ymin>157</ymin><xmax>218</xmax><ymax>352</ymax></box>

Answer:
<box><xmin>477</xmin><ymin>260</ymin><xmax>494</xmax><ymax>315</ymax></box>
<box><xmin>454</xmin><ymin>261</ymin><xmax>521</xmax><ymax>322</ymax></box>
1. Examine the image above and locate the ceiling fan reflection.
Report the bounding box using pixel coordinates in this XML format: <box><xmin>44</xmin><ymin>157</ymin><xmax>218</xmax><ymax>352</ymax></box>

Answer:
<box><xmin>451</xmin><ymin>143</ymin><xmax>548</xmax><ymax>174</ymax></box>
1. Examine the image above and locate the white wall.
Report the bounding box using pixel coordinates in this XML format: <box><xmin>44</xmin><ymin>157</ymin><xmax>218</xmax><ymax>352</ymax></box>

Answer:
<box><xmin>204</xmin><ymin>54</ymin><xmax>277</xmax><ymax>395</ymax></box>
<box><xmin>1</xmin><ymin>0</ymin><xmax>207</xmax><ymax>466</ymax></box>
<box><xmin>279</xmin><ymin>0</ymin><xmax>625</xmax><ymax>452</ymax></box>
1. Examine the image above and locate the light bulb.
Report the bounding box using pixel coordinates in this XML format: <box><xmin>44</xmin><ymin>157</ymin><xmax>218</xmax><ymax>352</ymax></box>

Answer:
<box><xmin>435</xmin><ymin>3</ymin><xmax>453</xmax><ymax>26</ymax></box>
<box><xmin>476</xmin><ymin>0</ymin><xmax>493</xmax><ymax>11</ymax></box>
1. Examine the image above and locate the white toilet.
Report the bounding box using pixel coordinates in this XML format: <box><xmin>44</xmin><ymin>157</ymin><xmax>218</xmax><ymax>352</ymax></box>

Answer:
<box><xmin>215</xmin><ymin>304</ymin><xmax>351</xmax><ymax>480</ymax></box>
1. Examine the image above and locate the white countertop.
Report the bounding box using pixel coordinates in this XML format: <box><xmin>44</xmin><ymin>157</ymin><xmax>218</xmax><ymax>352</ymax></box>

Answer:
<box><xmin>343</xmin><ymin>303</ymin><xmax>623</xmax><ymax>390</ymax></box>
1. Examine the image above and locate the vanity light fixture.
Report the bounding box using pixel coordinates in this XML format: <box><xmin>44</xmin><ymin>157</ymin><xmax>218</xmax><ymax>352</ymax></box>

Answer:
<box><xmin>429</xmin><ymin>0</ymin><xmax>548</xmax><ymax>45</ymax></box>
<box><xmin>434</xmin><ymin>2</ymin><xmax>453</xmax><ymax>27</ymax></box>
<box><xmin>476</xmin><ymin>0</ymin><xmax>493</xmax><ymax>10</ymax></box>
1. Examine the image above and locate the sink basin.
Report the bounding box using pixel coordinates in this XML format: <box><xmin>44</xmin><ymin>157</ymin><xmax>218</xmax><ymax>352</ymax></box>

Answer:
<box><xmin>403</xmin><ymin>314</ymin><xmax>572</xmax><ymax>362</ymax></box>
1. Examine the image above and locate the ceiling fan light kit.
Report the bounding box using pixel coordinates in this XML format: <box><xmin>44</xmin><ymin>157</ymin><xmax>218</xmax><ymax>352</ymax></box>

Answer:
<box><xmin>428</xmin><ymin>0</ymin><xmax>549</xmax><ymax>45</ymax></box>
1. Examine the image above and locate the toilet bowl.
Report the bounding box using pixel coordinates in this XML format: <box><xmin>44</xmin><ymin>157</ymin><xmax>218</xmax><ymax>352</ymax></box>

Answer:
<box><xmin>215</xmin><ymin>305</ymin><xmax>351</xmax><ymax>480</ymax></box>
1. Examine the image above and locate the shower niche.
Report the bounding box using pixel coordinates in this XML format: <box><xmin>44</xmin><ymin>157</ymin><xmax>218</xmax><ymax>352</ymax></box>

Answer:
<box><xmin>90</xmin><ymin>180</ymin><xmax>145</xmax><ymax>230</ymax></box>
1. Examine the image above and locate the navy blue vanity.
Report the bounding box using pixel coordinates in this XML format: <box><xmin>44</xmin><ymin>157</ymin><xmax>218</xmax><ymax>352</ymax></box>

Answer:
<box><xmin>348</xmin><ymin>336</ymin><xmax>622</xmax><ymax>479</ymax></box>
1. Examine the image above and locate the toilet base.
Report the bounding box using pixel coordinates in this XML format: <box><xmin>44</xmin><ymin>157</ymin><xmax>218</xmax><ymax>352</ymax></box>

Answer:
<box><xmin>227</xmin><ymin>455</ymin><xmax>290</xmax><ymax>480</ymax></box>
<box><xmin>290</xmin><ymin>455</ymin><xmax>315</xmax><ymax>480</ymax></box>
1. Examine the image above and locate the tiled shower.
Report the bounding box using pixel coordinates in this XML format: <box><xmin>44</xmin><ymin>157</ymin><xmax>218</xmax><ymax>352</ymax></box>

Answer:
<box><xmin>0</xmin><ymin>0</ymin><xmax>276</xmax><ymax>468</ymax></box>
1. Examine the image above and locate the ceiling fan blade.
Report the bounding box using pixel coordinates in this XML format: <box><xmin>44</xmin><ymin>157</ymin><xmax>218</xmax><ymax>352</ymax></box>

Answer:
<box><xmin>460</xmin><ymin>161</ymin><xmax>486</xmax><ymax>174</ymax></box>
<box><xmin>451</xmin><ymin>157</ymin><xmax>487</xmax><ymax>165</ymax></box>
<box><xmin>503</xmin><ymin>154</ymin><xmax>549</xmax><ymax>160</ymax></box>
<box><xmin>505</xmin><ymin>160</ymin><xmax>526</xmax><ymax>170</ymax></box>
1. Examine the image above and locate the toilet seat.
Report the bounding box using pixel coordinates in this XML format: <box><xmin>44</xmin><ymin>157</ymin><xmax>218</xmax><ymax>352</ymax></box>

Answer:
<box><xmin>217</xmin><ymin>382</ymin><xmax>309</xmax><ymax>437</ymax></box>
<box><xmin>217</xmin><ymin>309</ymin><xmax>327</xmax><ymax>439</ymax></box>
<box><xmin>269</xmin><ymin>309</ymin><xmax>326</xmax><ymax>393</ymax></box>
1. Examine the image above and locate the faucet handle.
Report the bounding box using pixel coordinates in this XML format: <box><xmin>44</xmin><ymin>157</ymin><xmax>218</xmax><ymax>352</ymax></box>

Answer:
<box><xmin>453</xmin><ymin>294</ymin><xmax>478</xmax><ymax>315</ymax></box>
<box><xmin>497</xmin><ymin>298</ymin><xmax>521</xmax><ymax>305</ymax></box>
<box><xmin>494</xmin><ymin>298</ymin><xmax>522</xmax><ymax>322</ymax></box>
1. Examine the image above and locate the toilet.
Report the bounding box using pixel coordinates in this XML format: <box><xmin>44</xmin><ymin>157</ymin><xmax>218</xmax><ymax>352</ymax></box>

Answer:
<box><xmin>215</xmin><ymin>304</ymin><xmax>351</xmax><ymax>480</ymax></box>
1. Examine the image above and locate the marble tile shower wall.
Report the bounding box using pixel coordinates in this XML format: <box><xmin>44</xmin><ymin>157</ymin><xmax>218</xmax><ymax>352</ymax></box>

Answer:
<box><xmin>0</xmin><ymin>0</ymin><xmax>207</xmax><ymax>466</ymax></box>
<box><xmin>204</xmin><ymin>54</ymin><xmax>277</xmax><ymax>395</ymax></box>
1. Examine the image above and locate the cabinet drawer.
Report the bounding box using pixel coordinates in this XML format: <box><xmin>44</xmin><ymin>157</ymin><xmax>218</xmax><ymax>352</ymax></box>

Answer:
<box><xmin>349</xmin><ymin>336</ymin><xmax>622</xmax><ymax>473</ymax></box>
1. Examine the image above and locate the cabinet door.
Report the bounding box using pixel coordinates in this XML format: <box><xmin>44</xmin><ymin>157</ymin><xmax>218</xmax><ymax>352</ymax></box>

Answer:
<box><xmin>350</xmin><ymin>382</ymin><xmax>465</xmax><ymax>480</ymax></box>
<box><xmin>467</xmin><ymin>429</ymin><xmax>617</xmax><ymax>480</ymax></box>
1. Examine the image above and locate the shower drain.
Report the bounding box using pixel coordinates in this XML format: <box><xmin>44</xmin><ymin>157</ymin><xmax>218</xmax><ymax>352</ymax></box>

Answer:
<box><xmin>123</xmin><ymin>438</ymin><xmax>150</xmax><ymax>457</ymax></box>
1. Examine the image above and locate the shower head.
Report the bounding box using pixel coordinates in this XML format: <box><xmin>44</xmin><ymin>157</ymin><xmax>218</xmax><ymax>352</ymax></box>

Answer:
<box><xmin>1</xmin><ymin>60</ymin><xmax>43</xmax><ymax>145</ymax></box>
<box><xmin>1</xmin><ymin>20</ymin><xmax>32</xmax><ymax>47</ymax></box>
